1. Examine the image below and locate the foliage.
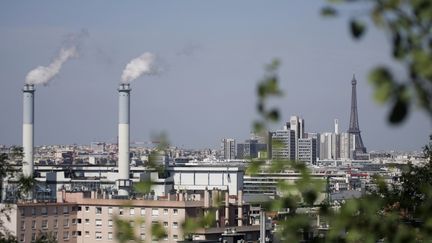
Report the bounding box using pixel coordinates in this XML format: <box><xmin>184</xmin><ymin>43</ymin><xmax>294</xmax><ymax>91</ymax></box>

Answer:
<box><xmin>247</xmin><ymin>59</ymin><xmax>432</xmax><ymax>242</ymax></box>
<box><xmin>16</xmin><ymin>174</ymin><xmax>37</xmax><ymax>201</ymax></box>
<box><xmin>321</xmin><ymin>0</ymin><xmax>432</xmax><ymax>124</ymax></box>
<box><xmin>34</xmin><ymin>231</ymin><xmax>57</xmax><ymax>243</ymax></box>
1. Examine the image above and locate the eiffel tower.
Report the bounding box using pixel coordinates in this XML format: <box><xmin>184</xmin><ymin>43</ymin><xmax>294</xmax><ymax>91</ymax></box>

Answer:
<box><xmin>348</xmin><ymin>74</ymin><xmax>367</xmax><ymax>153</ymax></box>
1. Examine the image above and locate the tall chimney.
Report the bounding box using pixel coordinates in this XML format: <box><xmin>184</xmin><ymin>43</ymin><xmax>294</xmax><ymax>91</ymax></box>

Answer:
<box><xmin>23</xmin><ymin>84</ymin><xmax>35</xmax><ymax>177</ymax></box>
<box><xmin>237</xmin><ymin>190</ymin><xmax>243</xmax><ymax>226</ymax></box>
<box><xmin>117</xmin><ymin>83</ymin><xmax>131</xmax><ymax>196</ymax></box>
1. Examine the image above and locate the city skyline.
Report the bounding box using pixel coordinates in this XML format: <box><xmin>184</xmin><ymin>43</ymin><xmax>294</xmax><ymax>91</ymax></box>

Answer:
<box><xmin>0</xmin><ymin>1</ymin><xmax>430</xmax><ymax>151</ymax></box>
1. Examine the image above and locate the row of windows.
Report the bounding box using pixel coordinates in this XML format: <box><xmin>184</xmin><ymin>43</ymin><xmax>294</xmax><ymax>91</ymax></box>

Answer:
<box><xmin>20</xmin><ymin>218</ymin><xmax>77</xmax><ymax>230</ymax></box>
<box><xmin>82</xmin><ymin>206</ymin><xmax>179</xmax><ymax>216</ymax></box>
<box><xmin>20</xmin><ymin>231</ymin><xmax>78</xmax><ymax>242</ymax></box>
<box><xmin>83</xmin><ymin>218</ymin><xmax>179</xmax><ymax>229</ymax></box>
<box><xmin>20</xmin><ymin>205</ymin><xmax>75</xmax><ymax>216</ymax></box>
<box><xmin>21</xmin><ymin>228</ymin><xmax>180</xmax><ymax>242</ymax></box>
<box><xmin>81</xmin><ymin>231</ymin><xmax>179</xmax><ymax>241</ymax></box>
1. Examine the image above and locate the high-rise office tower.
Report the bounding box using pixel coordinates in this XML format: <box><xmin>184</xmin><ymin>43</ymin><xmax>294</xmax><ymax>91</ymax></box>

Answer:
<box><xmin>236</xmin><ymin>139</ymin><xmax>267</xmax><ymax>159</ymax></box>
<box><xmin>289</xmin><ymin>116</ymin><xmax>305</xmax><ymax>160</ymax></box>
<box><xmin>298</xmin><ymin>137</ymin><xmax>317</xmax><ymax>165</ymax></box>
<box><xmin>269</xmin><ymin>128</ymin><xmax>295</xmax><ymax>160</ymax></box>
<box><xmin>222</xmin><ymin>138</ymin><xmax>236</xmax><ymax>160</ymax></box>
<box><xmin>334</xmin><ymin>119</ymin><xmax>339</xmax><ymax>135</ymax></box>
<box><xmin>348</xmin><ymin>75</ymin><xmax>367</xmax><ymax>155</ymax></box>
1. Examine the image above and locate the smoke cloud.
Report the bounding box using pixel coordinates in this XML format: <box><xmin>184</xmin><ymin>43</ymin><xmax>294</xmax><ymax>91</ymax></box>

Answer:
<box><xmin>25</xmin><ymin>47</ymin><xmax>78</xmax><ymax>85</ymax></box>
<box><xmin>121</xmin><ymin>52</ymin><xmax>159</xmax><ymax>83</ymax></box>
<box><xmin>25</xmin><ymin>29</ymin><xmax>89</xmax><ymax>85</ymax></box>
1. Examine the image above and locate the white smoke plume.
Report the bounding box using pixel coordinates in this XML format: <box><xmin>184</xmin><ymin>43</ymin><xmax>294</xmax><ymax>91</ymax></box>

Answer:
<box><xmin>121</xmin><ymin>52</ymin><xmax>159</xmax><ymax>83</ymax></box>
<box><xmin>25</xmin><ymin>47</ymin><xmax>78</xmax><ymax>85</ymax></box>
<box><xmin>25</xmin><ymin>29</ymin><xmax>89</xmax><ymax>85</ymax></box>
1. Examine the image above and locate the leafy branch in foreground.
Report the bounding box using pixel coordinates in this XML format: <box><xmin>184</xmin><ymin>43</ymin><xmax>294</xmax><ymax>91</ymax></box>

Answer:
<box><xmin>321</xmin><ymin>0</ymin><xmax>432</xmax><ymax>124</ymax></box>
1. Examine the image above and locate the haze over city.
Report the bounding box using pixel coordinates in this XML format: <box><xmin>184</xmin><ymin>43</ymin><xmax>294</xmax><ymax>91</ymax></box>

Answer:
<box><xmin>0</xmin><ymin>1</ymin><xmax>429</xmax><ymax>151</ymax></box>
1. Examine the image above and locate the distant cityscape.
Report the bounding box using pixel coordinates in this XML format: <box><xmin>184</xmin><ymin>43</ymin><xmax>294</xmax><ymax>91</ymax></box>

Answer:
<box><xmin>0</xmin><ymin>74</ymin><xmax>427</xmax><ymax>243</ymax></box>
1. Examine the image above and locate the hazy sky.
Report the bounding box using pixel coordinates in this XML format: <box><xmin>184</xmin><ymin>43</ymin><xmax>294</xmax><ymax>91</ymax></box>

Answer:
<box><xmin>0</xmin><ymin>1</ymin><xmax>430</xmax><ymax>151</ymax></box>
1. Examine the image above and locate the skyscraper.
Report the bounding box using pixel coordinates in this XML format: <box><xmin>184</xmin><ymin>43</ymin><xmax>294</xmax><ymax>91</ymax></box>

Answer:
<box><xmin>289</xmin><ymin>116</ymin><xmax>305</xmax><ymax>160</ymax></box>
<box><xmin>222</xmin><ymin>138</ymin><xmax>236</xmax><ymax>160</ymax></box>
<box><xmin>269</xmin><ymin>128</ymin><xmax>295</xmax><ymax>160</ymax></box>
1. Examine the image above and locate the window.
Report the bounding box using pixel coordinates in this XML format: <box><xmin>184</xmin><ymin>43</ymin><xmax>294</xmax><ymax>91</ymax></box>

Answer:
<box><xmin>63</xmin><ymin>206</ymin><xmax>69</xmax><ymax>214</ymax></box>
<box><xmin>53</xmin><ymin>232</ymin><xmax>58</xmax><ymax>240</ymax></box>
<box><xmin>77</xmin><ymin>219</ymin><xmax>82</xmax><ymax>224</ymax></box>
<box><xmin>96</xmin><ymin>207</ymin><xmax>102</xmax><ymax>215</ymax></box>
<box><xmin>31</xmin><ymin>233</ymin><xmax>36</xmax><ymax>241</ymax></box>
<box><xmin>163</xmin><ymin>236</ymin><xmax>168</xmax><ymax>241</ymax></box>
<box><xmin>96</xmin><ymin>219</ymin><xmax>102</xmax><ymax>227</ymax></box>
<box><xmin>20</xmin><ymin>208</ymin><xmax>24</xmax><ymax>216</ymax></box>
<box><xmin>152</xmin><ymin>208</ymin><xmax>159</xmax><ymax>216</ymax></box>
<box><xmin>72</xmin><ymin>231</ymin><xmax>77</xmax><ymax>237</ymax></box>
<box><xmin>85</xmin><ymin>218</ymin><xmax>90</xmax><ymax>224</ymax></box>
<box><xmin>108</xmin><ymin>220</ymin><xmax>113</xmax><ymax>228</ymax></box>
<box><xmin>140</xmin><ymin>222</ymin><xmax>145</xmax><ymax>229</ymax></box>
<box><xmin>129</xmin><ymin>208</ymin><xmax>135</xmax><ymax>215</ymax></box>
<box><xmin>140</xmin><ymin>233</ymin><xmax>146</xmax><ymax>240</ymax></box>
<box><xmin>130</xmin><ymin>220</ymin><xmax>135</xmax><ymax>228</ymax></box>
<box><xmin>63</xmin><ymin>218</ymin><xmax>69</xmax><ymax>227</ymax></box>
<box><xmin>173</xmin><ymin>235</ymin><xmax>178</xmax><ymax>240</ymax></box>
<box><xmin>63</xmin><ymin>231</ymin><xmax>69</xmax><ymax>240</ymax></box>
<box><xmin>31</xmin><ymin>207</ymin><xmax>36</xmax><ymax>216</ymax></box>
<box><xmin>20</xmin><ymin>234</ymin><xmax>24</xmax><ymax>242</ymax></box>
<box><xmin>85</xmin><ymin>231</ymin><xmax>90</xmax><ymax>237</ymax></box>
<box><xmin>31</xmin><ymin>220</ymin><xmax>36</xmax><ymax>229</ymax></box>
<box><xmin>53</xmin><ymin>207</ymin><xmax>58</xmax><ymax>215</ymax></box>
<box><xmin>108</xmin><ymin>207</ymin><xmax>113</xmax><ymax>215</ymax></box>
<box><xmin>20</xmin><ymin>221</ymin><xmax>25</xmax><ymax>230</ymax></box>
<box><xmin>95</xmin><ymin>231</ymin><xmax>102</xmax><ymax>240</ymax></box>
<box><xmin>85</xmin><ymin>206</ymin><xmax>90</xmax><ymax>212</ymax></box>
<box><xmin>140</xmin><ymin>208</ymin><xmax>146</xmax><ymax>215</ymax></box>
<box><xmin>119</xmin><ymin>208</ymin><xmax>124</xmax><ymax>215</ymax></box>
<box><xmin>163</xmin><ymin>222</ymin><xmax>168</xmax><ymax>228</ymax></box>
<box><xmin>108</xmin><ymin>232</ymin><xmax>113</xmax><ymax>240</ymax></box>
<box><xmin>163</xmin><ymin>209</ymin><xmax>168</xmax><ymax>215</ymax></box>
<box><xmin>42</xmin><ymin>219</ymin><xmax>48</xmax><ymax>229</ymax></box>
<box><xmin>41</xmin><ymin>207</ymin><xmax>47</xmax><ymax>215</ymax></box>
<box><xmin>54</xmin><ymin>219</ymin><xmax>58</xmax><ymax>228</ymax></box>
<box><xmin>72</xmin><ymin>218</ymin><xmax>77</xmax><ymax>225</ymax></box>
<box><xmin>173</xmin><ymin>222</ymin><xmax>178</xmax><ymax>228</ymax></box>
<box><xmin>173</xmin><ymin>209</ymin><xmax>178</xmax><ymax>215</ymax></box>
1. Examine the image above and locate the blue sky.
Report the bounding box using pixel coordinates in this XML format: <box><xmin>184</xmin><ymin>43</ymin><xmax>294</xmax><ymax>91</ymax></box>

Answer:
<box><xmin>0</xmin><ymin>1</ymin><xmax>430</xmax><ymax>151</ymax></box>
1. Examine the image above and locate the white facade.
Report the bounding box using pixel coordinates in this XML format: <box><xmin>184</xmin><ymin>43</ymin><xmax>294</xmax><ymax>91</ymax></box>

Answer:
<box><xmin>172</xmin><ymin>166</ymin><xmax>243</xmax><ymax>195</ymax></box>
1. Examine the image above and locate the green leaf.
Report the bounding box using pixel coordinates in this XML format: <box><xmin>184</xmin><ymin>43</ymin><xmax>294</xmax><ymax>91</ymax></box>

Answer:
<box><xmin>350</xmin><ymin>19</ymin><xmax>366</xmax><ymax>39</ymax></box>
<box><xmin>368</xmin><ymin>67</ymin><xmax>395</xmax><ymax>104</ymax></box>
<box><xmin>389</xmin><ymin>98</ymin><xmax>408</xmax><ymax>124</ymax></box>
<box><xmin>114</xmin><ymin>218</ymin><xmax>136</xmax><ymax>243</ymax></box>
<box><xmin>133</xmin><ymin>180</ymin><xmax>153</xmax><ymax>194</ymax></box>
<box><xmin>151</xmin><ymin>222</ymin><xmax>167</xmax><ymax>240</ymax></box>
<box><xmin>267</xmin><ymin>109</ymin><xmax>280</xmax><ymax>122</ymax></box>
<box><xmin>321</xmin><ymin>6</ymin><xmax>338</xmax><ymax>17</ymax></box>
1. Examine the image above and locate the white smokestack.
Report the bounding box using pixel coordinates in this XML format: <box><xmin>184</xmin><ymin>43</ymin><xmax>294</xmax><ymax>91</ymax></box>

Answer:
<box><xmin>117</xmin><ymin>83</ymin><xmax>131</xmax><ymax>196</ymax></box>
<box><xmin>25</xmin><ymin>47</ymin><xmax>78</xmax><ymax>85</ymax></box>
<box><xmin>23</xmin><ymin>84</ymin><xmax>35</xmax><ymax>177</ymax></box>
<box><xmin>121</xmin><ymin>52</ymin><xmax>158</xmax><ymax>83</ymax></box>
